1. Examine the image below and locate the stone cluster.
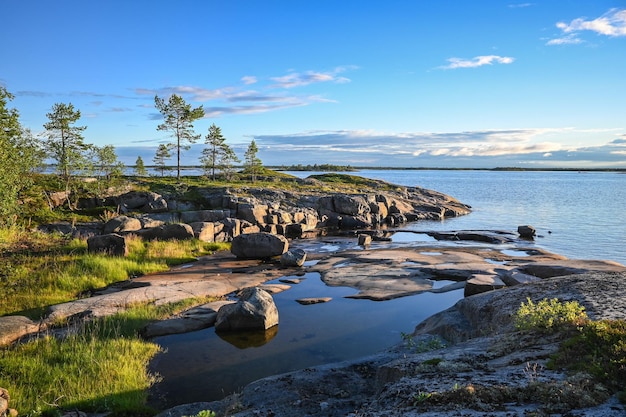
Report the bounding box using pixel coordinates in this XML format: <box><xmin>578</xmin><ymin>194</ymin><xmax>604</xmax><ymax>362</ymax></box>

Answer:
<box><xmin>40</xmin><ymin>185</ymin><xmax>472</xmax><ymax>255</ymax></box>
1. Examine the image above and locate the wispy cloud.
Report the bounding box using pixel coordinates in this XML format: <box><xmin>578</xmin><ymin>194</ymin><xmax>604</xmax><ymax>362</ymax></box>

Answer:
<box><xmin>547</xmin><ymin>8</ymin><xmax>626</xmax><ymax>45</ymax></box>
<box><xmin>270</xmin><ymin>66</ymin><xmax>355</xmax><ymax>88</ymax></box>
<box><xmin>546</xmin><ymin>34</ymin><xmax>583</xmax><ymax>45</ymax></box>
<box><xmin>244</xmin><ymin>128</ymin><xmax>626</xmax><ymax>167</ymax></box>
<box><xmin>241</xmin><ymin>76</ymin><xmax>257</xmax><ymax>85</ymax></box>
<box><xmin>508</xmin><ymin>3</ymin><xmax>534</xmax><ymax>8</ymax></box>
<box><xmin>135</xmin><ymin>66</ymin><xmax>356</xmax><ymax>119</ymax></box>
<box><xmin>440</xmin><ymin>55</ymin><xmax>515</xmax><ymax>69</ymax></box>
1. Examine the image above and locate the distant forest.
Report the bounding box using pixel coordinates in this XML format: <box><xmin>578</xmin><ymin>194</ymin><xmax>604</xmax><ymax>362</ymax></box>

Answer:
<box><xmin>273</xmin><ymin>163</ymin><xmax>357</xmax><ymax>171</ymax></box>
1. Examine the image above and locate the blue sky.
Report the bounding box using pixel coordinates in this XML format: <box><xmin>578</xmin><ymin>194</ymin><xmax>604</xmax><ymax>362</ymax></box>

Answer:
<box><xmin>1</xmin><ymin>0</ymin><xmax>625</xmax><ymax>168</ymax></box>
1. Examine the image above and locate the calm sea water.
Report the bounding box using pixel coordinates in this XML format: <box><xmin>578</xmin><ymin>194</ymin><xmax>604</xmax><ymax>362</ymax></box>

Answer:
<box><xmin>150</xmin><ymin>169</ymin><xmax>626</xmax><ymax>408</ymax></box>
<box><xmin>285</xmin><ymin>169</ymin><xmax>626</xmax><ymax>265</ymax></box>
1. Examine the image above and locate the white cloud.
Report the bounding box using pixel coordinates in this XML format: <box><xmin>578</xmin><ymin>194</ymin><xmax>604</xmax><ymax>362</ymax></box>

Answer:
<box><xmin>241</xmin><ymin>76</ymin><xmax>257</xmax><ymax>85</ymax></box>
<box><xmin>270</xmin><ymin>66</ymin><xmax>355</xmax><ymax>88</ymax></box>
<box><xmin>440</xmin><ymin>55</ymin><xmax>515</xmax><ymax>69</ymax></box>
<box><xmin>508</xmin><ymin>3</ymin><xmax>533</xmax><ymax>8</ymax></box>
<box><xmin>548</xmin><ymin>8</ymin><xmax>626</xmax><ymax>45</ymax></box>
<box><xmin>546</xmin><ymin>34</ymin><xmax>583</xmax><ymax>45</ymax></box>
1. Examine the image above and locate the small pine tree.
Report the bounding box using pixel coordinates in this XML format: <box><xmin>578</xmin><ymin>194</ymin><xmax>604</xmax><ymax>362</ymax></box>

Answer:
<box><xmin>135</xmin><ymin>156</ymin><xmax>147</xmax><ymax>176</ymax></box>
<box><xmin>153</xmin><ymin>144</ymin><xmax>172</xmax><ymax>176</ymax></box>
<box><xmin>244</xmin><ymin>139</ymin><xmax>262</xmax><ymax>183</ymax></box>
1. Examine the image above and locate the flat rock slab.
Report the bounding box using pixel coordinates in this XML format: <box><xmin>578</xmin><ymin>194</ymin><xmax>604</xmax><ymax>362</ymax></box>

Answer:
<box><xmin>309</xmin><ymin>246</ymin><xmax>626</xmax><ymax>301</ymax></box>
<box><xmin>142</xmin><ymin>301</ymin><xmax>235</xmax><ymax>338</ymax></box>
<box><xmin>0</xmin><ymin>316</ymin><xmax>41</xmax><ymax>346</ymax></box>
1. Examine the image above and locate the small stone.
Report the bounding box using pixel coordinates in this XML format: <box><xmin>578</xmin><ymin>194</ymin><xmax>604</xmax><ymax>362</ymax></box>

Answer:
<box><xmin>296</xmin><ymin>297</ymin><xmax>332</xmax><ymax>305</ymax></box>
<box><xmin>358</xmin><ymin>234</ymin><xmax>372</xmax><ymax>246</ymax></box>
<box><xmin>518</xmin><ymin>225</ymin><xmax>536</xmax><ymax>239</ymax></box>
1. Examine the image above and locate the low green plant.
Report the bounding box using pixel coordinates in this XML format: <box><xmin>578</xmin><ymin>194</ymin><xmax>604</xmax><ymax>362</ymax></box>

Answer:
<box><xmin>514</xmin><ymin>297</ymin><xmax>587</xmax><ymax>332</ymax></box>
<box><xmin>411</xmin><ymin>390</ymin><xmax>432</xmax><ymax>405</ymax></box>
<box><xmin>183</xmin><ymin>410</ymin><xmax>216</xmax><ymax>417</ymax></box>
<box><xmin>400</xmin><ymin>333</ymin><xmax>446</xmax><ymax>353</ymax></box>
<box><xmin>514</xmin><ymin>297</ymin><xmax>626</xmax><ymax>404</ymax></box>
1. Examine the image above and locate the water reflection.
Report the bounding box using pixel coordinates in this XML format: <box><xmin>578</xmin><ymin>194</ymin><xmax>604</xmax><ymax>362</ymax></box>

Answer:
<box><xmin>217</xmin><ymin>326</ymin><xmax>279</xmax><ymax>349</ymax></box>
<box><xmin>149</xmin><ymin>272</ymin><xmax>463</xmax><ymax>409</ymax></box>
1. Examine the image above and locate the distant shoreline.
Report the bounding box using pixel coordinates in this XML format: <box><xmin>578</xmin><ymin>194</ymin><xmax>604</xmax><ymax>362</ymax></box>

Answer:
<box><xmin>40</xmin><ymin>164</ymin><xmax>626</xmax><ymax>174</ymax></box>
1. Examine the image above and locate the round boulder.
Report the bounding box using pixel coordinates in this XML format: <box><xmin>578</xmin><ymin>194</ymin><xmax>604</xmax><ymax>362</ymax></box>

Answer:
<box><xmin>215</xmin><ymin>287</ymin><xmax>279</xmax><ymax>331</ymax></box>
<box><xmin>280</xmin><ymin>248</ymin><xmax>307</xmax><ymax>267</ymax></box>
<box><xmin>231</xmin><ymin>232</ymin><xmax>289</xmax><ymax>259</ymax></box>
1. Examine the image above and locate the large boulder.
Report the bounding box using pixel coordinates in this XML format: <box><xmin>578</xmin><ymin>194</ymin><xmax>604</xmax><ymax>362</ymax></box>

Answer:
<box><xmin>189</xmin><ymin>222</ymin><xmax>215</xmax><ymax>242</ymax></box>
<box><xmin>215</xmin><ymin>287</ymin><xmax>279</xmax><ymax>331</ymax></box>
<box><xmin>238</xmin><ymin>203</ymin><xmax>269</xmax><ymax>225</ymax></box>
<box><xmin>87</xmin><ymin>233</ymin><xmax>128</xmax><ymax>256</ymax></box>
<box><xmin>118</xmin><ymin>191</ymin><xmax>168</xmax><ymax>213</ymax></box>
<box><xmin>231</xmin><ymin>232</ymin><xmax>289</xmax><ymax>259</ymax></box>
<box><xmin>137</xmin><ymin>223</ymin><xmax>195</xmax><ymax>241</ymax></box>
<box><xmin>332</xmin><ymin>194</ymin><xmax>370</xmax><ymax>216</ymax></box>
<box><xmin>103</xmin><ymin>215</ymin><xmax>142</xmax><ymax>234</ymax></box>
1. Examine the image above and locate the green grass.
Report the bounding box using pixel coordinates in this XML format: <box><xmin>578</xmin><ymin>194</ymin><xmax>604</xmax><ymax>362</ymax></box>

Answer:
<box><xmin>1</xmin><ymin>298</ymin><xmax>216</xmax><ymax>416</ymax></box>
<box><xmin>0</xmin><ymin>227</ymin><xmax>229</xmax><ymax>318</ymax></box>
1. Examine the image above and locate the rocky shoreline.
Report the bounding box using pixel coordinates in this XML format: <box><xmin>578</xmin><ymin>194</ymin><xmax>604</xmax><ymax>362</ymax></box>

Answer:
<box><xmin>3</xmin><ymin>177</ymin><xmax>626</xmax><ymax>416</ymax></box>
<box><xmin>157</xmin><ymin>271</ymin><xmax>626</xmax><ymax>417</ymax></box>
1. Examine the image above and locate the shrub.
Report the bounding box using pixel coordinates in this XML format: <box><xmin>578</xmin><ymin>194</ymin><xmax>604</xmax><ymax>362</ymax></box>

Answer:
<box><xmin>514</xmin><ymin>297</ymin><xmax>587</xmax><ymax>332</ymax></box>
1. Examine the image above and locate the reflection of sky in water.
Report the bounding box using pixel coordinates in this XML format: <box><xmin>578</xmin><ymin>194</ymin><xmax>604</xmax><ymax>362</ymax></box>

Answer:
<box><xmin>149</xmin><ymin>271</ymin><xmax>463</xmax><ymax>408</ymax></box>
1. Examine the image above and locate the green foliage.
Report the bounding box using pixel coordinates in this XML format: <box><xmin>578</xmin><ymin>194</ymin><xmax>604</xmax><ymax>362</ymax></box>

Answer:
<box><xmin>0</xmin><ymin>230</ymin><xmax>228</xmax><ymax>317</ymax></box>
<box><xmin>514</xmin><ymin>298</ymin><xmax>626</xmax><ymax>403</ymax></box>
<box><xmin>549</xmin><ymin>319</ymin><xmax>626</xmax><ymax>396</ymax></box>
<box><xmin>0</xmin><ymin>296</ymin><xmax>222</xmax><ymax>416</ymax></box>
<box><xmin>154</xmin><ymin>94</ymin><xmax>204</xmax><ymax>179</ymax></box>
<box><xmin>244</xmin><ymin>139</ymin><xmax>262</xmax><ymax>182</ymax></box>
<box><xmin>400</xmin><ymin>333</ymin><xmax>446</xmax><ymax>353</ymax></box>
<box><xmin>135</xmin><ymin>155</ymin><xmax>147</xmax><ymax>176</ymax></box>
<box><xmin>183</xmin><ymin>410</ymin><xmax>216</xmax><ymax>417</ymax></box>
<box><xmin>201</xmin><ymin>123</ymin><xmax>240</xmax><ymax>181</ymax></box>
<box><xmin>43</xmin><ymin>102</ymin><xmax>87</xmax><ymax>180</ymax></box>
<box><xmin>514</xmin><ymin>297</ymin><xmax>587</xmax><ymax>332</ymax></box>
<box><xmin>0</xmin><ymin>87</ymin><xmax>44</xmax><ymax>221</ymax></box>
<box><xmin>153</xmin><ymin>143</ymin><xmax>172</xmax><ymax>176</ymax></box>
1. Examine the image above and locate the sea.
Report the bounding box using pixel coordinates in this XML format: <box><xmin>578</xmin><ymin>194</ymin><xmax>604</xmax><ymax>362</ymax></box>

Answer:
<box><xmin>149</xmin><ymin>169</ymin><xmax>626</xmax><ymax>408</ymax></box>
<box><xmin>284</xmin><ymin>169</ymin><xmax>626</xmax><ymax>266</ymax></box>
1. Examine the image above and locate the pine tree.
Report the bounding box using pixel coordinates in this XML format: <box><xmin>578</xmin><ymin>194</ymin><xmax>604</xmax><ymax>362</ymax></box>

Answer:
<box><xmin>200</xmin><ymin>123</ymin><xmax>239</xmax><ymax>180</ymax></box>
<box><xmin>154</xmin><ymin>94</ymin><xmax>204</xmax><ymax>179</ymax></box>
<box><xmin>43</xmin><ymin>102</ymin><xmax>87</xmax><ymax>180</ymax></box>
<box><xmin>135</xmin><ymin>156</ymin><xmax>147</xmax><ymax>176</ymax></box>
<box><xmin>153</xmin><ymin>144</ymin><xmax>172</xmax><ymax>176</ymax></box>
<box><xmin>244</xmin><ymin>139</ymin><xmax>262</xmax><ymax>183</ymax></box>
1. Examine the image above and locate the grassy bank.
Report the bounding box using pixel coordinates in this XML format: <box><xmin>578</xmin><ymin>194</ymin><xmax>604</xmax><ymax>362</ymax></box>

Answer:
<box><xmin>1</xmin><ymin>298</ymin><xmax>218</xmax><ymax>416</ymax></box>
<box><xmin>0</xmin><ymin>226</ymin><xmax>227</xmax><ymax>318</ymax></box>
<box><xmin>0</xmin><ymin>226</ymin><xmax>229</xmax><ymax>415</ymax></box>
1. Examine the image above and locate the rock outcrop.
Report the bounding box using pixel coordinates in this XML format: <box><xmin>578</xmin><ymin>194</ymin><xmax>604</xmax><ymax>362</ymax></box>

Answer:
<box><xmin>41</xmin><ymin>176</ymin><xmax>472</xmax><ymax>242</ymax></box>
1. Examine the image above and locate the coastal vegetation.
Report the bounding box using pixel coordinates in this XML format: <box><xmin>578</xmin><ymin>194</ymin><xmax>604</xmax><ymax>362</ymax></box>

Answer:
<box><xmin>514</xmin><ymin>298</ymin><xmax>626</xmax><ymax>403</ymax></box>
<box><xmin>0</xmin><ymin>226</ymin><xmax>228</xmax><ymax>415</ymax></box>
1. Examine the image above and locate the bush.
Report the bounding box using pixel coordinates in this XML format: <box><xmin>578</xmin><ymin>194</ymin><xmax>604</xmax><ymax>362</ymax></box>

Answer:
<box><xmin>514</xmin><ymin>297</ymin><xmax>587</xmax><ymax>332</ymax></box>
